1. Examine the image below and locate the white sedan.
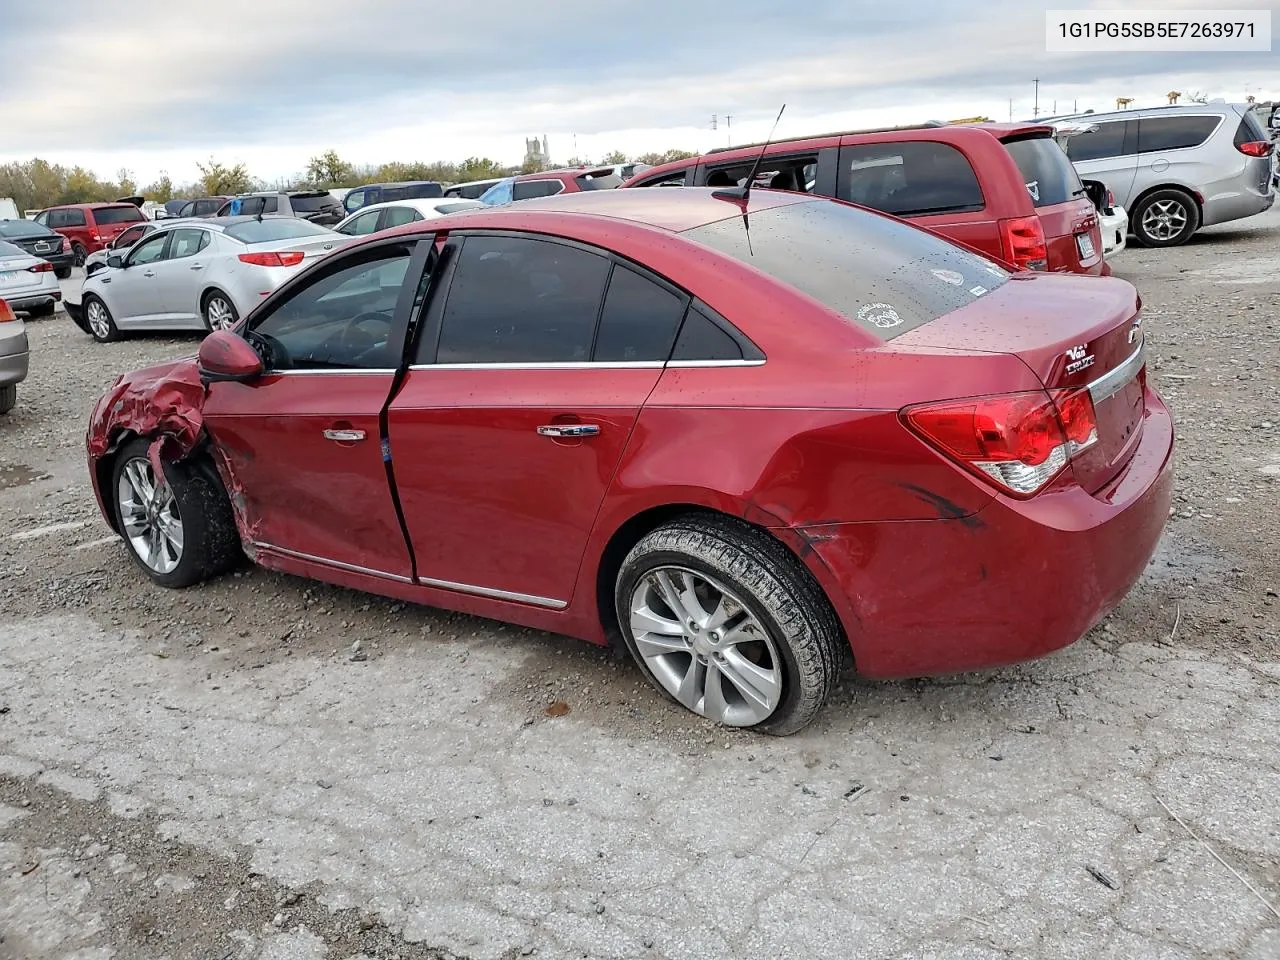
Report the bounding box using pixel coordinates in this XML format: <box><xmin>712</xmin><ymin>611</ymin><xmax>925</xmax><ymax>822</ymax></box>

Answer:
<box><xmin>77</xmin><ymin>217</ymin><xmax>353</xmax><ymax>342</ymax></box>
<box><xmin>0</xmin><ymin>238</ymin><xmax>61</xmax><ymax>317</ymax></box>
<box><xmin>332</xmin><ymin>197</ymin><xmax>485</xmax><ymax>237</ymax></box>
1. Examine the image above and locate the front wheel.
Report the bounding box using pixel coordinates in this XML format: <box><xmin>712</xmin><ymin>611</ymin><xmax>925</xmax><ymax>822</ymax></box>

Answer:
<box><xmin>1132</xmin><ymin>189</ymin><xmax>1200</xmax><ymax>247</ymax></box>
<box><xmin>0</xmin><ymin>384</ymin><xmax>15</xmax><ymax>415</ymax></box>
<box><xmin>202</xmin><ymin>292</ymin><xmax>239</xmax><ymax>332</ymax></box>
<box><xmin>616</xmin><ymin>515</ymin><xmax>843</xmax><ymax>736</ymax></box>
<box><xmin>82</xmin><ymin>294</ymin><xmax>120</xmax><ymax>343</ymax></box>
<box><xmin>111</xmin><ymin>438</ymin><xmax>241</xmax><ymax>588</ymax></box>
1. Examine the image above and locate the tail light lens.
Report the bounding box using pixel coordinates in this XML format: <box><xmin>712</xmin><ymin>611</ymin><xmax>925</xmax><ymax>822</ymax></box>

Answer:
<box><xmin>1236</xmin><ymin>140</ymin><xmax>1273</xmax><ymax>158</ymax></box>
<box><xmin>238</xmin><ymin>251</ymin><xmax>305</xmax><ymax>267</ymax></box>
<box><xmin>999</xmin><ymin>216</ymin><xmax>1048</xmax><ymax>271</ymax></box>
<box><xmin>27</xmin><ymin>261</ymin><xmax>52</xmax><ymax>273</ymax></box>
<box><xmin>1106</xmin><ymin>189</ymin><xmax>1116</xmax><ymax>208</ymax></box>
<box><xmin>902</xmin><ymin>389</ymin><xmax>1098</xmax><ymax>497</ymax></box>
<box><xmin>0</xmin><ymin>298</ymin><xmax>14</xmax><ymax>323</ymax></box>
<box><xmin>61</xmin><ymin>237</ymin><xmax>71</xmax><ymax>252</ymax></box>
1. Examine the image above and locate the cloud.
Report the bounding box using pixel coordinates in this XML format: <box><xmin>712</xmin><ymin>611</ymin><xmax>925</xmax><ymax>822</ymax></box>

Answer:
<box><xmin>1</xmin><ymin>0</ymin><xmax>1272</xmax><ymax>183</ymax></box>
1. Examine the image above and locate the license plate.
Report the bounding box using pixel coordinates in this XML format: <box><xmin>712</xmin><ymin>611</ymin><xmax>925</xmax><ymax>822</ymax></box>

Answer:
<box><xmin>0</xmin><ymin>271</ymin><xmax>23</xmax><ymax>287</ymax></box>
<box><xmin>34</xmin><ymin>242</ymin><xmax>52</xmax><ymax>252</ymax></box>
<box><xmin>1077</xmin><ymin>232</ymin><xmax>1097</xmax><ymax>260</ymax></box>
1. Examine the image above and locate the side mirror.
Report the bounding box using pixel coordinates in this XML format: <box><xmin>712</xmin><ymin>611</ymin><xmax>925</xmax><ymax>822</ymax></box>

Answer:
<box><xmin>198</xmin><ymin>330</ymin><xmax>263</xmax><ymax>383</ymax></box>
<box><xmin>107</xmin><ymin>255</ymin><xmax>125</xmax><ymax>269</ymax></box>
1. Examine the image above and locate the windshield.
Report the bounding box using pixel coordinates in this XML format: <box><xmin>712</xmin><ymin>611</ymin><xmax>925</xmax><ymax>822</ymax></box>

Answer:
<box><xmin>223</xmin><ymin>218</ymin><xmax>335</xmax><ymax>243</ymax></box>
<box><xmin>1001</xmin><ymin>134</ymin><xmax>1085</xmax><ymax>207</ymax></box>
<box><xmin>681</xmin><ymin>199</ymin><xmax>1010</xmax><ymax>340</ymax></box>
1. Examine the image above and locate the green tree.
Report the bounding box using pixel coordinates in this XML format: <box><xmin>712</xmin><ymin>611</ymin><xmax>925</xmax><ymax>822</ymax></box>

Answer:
<box><xmin>600</xmin><ymin>149</ymin><xmax>629</xmax><ymax>164</ymax></box>
<box><xmin>196</xmin><ymin>157</ymin><xmax>253</xmax><ymax>196</ymax></box>
<box><xmin>455</xmin><ymin>157</ymin><xmax>506</xmax><ymax>181</ymax></box>
<box><xmin>116</xmin><ymin>168</ymin><xmax>137</xmax><ymax>196</ymax></box>
<box><xmin>145</xmin><ymin>173</ymin><xmax>175</xmax><ymax>203</ymax></box>
<box><xmin>305</xmin><ymin>149</ymin><xmax>355</xmax><ymax>188</ymax></box>
<box><xmin>61</xmin><ymin>166</ymin><xmax>113</xmax><ymax>203</ymax></box>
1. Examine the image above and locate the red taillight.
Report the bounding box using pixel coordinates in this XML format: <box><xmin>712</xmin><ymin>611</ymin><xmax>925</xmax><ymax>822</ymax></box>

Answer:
<box><xmin>999</xmin><ymin>216</ymin><xmax>1048</xmax><ymax>271</ymax></box>
<box><xmin>238</xmin><ymin>251</ymin><xmax>305</xmax><ymax>267</ymax></box>
<box><xmin>902</xmin><ymin>389</ymin><xmax>1098</xmax><ymax>497</ymax></box>
<box><xmin>26</xmin><ymin>261</ymin><xmax>53</xmax><ymax>273</ymax></box>
<box><xmin>1106</xmin><ymin>189</ymin><xmax>1116</xmax><ymax>208</ymax></box>
<box><xmin>0</xmin><ymin>299</ymin><xmax>14</xmax><ymax>323</ymax></box>
<box><xmin>1237</xmin><ymin>140</ymin><xmax>1273</xmax><ymax>158</ymax></box>
<box><xmin>61</xmin><ymin>237</ymin><xmax>71</xmax><ymax>252</ymax></box>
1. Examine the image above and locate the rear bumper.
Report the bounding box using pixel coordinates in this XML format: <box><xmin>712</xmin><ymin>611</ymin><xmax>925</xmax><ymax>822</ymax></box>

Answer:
<box><xmin>0</xmin><ymin>329</ymin><xmax>30</xmax><ymax>386</ymax></box>
<box><xmin>1201</xmin><ymin>183</ymin><xmax>1275</xmax><ymax>227</ymax></box>
<box><xmin>4</xmin><ymin>284</ymin><xmax>61</xmax><ymax>311</ymax></box>
<box><xmin>797</xmin><ymin>388</ymin><xmax>1175</xmax><ymax>678</ymax></box>
<box><xmin>1101</xmin><ymin>207</ymin><xmax>1128</xmax><ymax>258</ymax></box>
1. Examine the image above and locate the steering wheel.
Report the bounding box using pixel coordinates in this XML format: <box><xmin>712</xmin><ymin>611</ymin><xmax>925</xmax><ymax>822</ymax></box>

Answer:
<box><xmin>332</xmin><ymin>310</ymin><xmax>392</xmax><ymax>363</ymax></box>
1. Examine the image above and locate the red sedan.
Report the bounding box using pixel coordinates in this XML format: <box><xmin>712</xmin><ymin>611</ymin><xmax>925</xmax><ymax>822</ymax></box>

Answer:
<box><xmin>85</xmin><ymin>188</ymin><xmax>1173</xmax><ymax>735</ymax></box>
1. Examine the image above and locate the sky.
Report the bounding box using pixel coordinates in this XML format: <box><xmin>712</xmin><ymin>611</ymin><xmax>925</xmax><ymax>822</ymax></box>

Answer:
<box><xmin>1</xmin><ymin>0</ymin><xmax>1274</xmax><ymax>187</ymax></box>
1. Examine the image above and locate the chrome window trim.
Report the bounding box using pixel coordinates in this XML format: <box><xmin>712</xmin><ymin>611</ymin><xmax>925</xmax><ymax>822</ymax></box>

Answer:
<box><xmin>253</xmin><ymin>542</ymin><xmax>414</xmax><ymax>583</ymax></box>
<box><xmin>416</xmin><ymin>575</ymin><xmax>567</xmax><ymax>609</ymax></box>
<box><xmin>1088</xmin><ymin>337</ymin><xmax>1145</xmax><ymax>404</ymax></box>
<box><xmin>265</xmin><ymin>368</ymin><xmax>398</xmax><ymax>376</ymax></box>
<box><xmin>404</xmin><ymin>359</ymin><xmax>765</xmax><ymax>371</ymax></box>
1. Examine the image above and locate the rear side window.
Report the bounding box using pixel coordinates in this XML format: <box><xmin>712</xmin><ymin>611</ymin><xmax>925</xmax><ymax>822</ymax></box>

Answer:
<box><xmin>593</xmin><ymin>265</ymin><xmax>687</xmax><ymax>362</ymax></box>
<box><xmin>93</xmin><ymin>206</ymin><xmax>145</xmax><ymax>225</ymax></box>
<box><xmin>434</xmin><ymin>236</ymin><xmax>611</xmax><ymax>363</ymax></box>
<box><xmin>1235</xmin><ymin>111</ymin><xmax>1269</xmax><ymax>147</ymax></box>
<box><xmin>513</xmin><ymin>180</ymin><xmax>564</xmax><ymax>201</ymax></box>
<box><xmin>682</xmin><ymin>199</ymin><xmax>1010</xmax><ymax>341</ymax></box>
<box><xmin>382</xmin><ymin>206</ymin><xmax>421</xmax><ymax>228</ymax></box>
<box><xmin>838</xmin><ymin>142</ymin><xmax>983</xmax><ymax>216</ymax></box>
<box><xmin>706</xmin><ymin>155</ymin><xmax>817</xmax><ymax>193</ymax></box>
<box><xmin>194</xmin><ymin>199</ymin><xmax>220</xmax><ymax>216</ymax></box>
<box><xmin>575</xmin><ymin>173</ymin><xmax>623</xmax><ymax>191</ymax></box>
<box><xmin>634</xmin><ymin>168</ymin><xmax>692</xmax><ymax>187</ymax></box>
<box><xmin>1062</xmin><ymin>121</ymin><xmax>1129</xmax><ymax>161</ymax></box>
<box><xmin>59</xmin><ymin>209</ymin><xmax>88</xmax><ymax>227</ymax></box>
<box><xmin>1137</xmin><ymin>115</ymin><xmax>1220</xmax><ymax>153</ymax></box>
<box><xmin>672</xmin><ymin>306</ymin><xmax>746</xmax><ymax>361</ymax></box>
<box><xmin>407</xmin><ymin>182</ymin><xmax>444</xmax><ymax>199</ymax></box>
<box><xmin>1002</xmin><ymin>135</ymin><xmax>1085</xmax><ymax>207</ymax></box>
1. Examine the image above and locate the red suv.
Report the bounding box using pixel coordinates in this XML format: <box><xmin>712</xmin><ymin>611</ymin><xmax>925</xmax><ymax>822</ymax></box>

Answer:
<box><xmin>35</xmin><ymin>202</ymin><xmax>148</xmax><ymax>266</ymax></box>
<box><xmin>624</xmin><ymin>122</ymin><xmax>1107</xmax><ymax>275</ymax></box>
<box><xmin>479</xmin><ymin>167</ymin><xmax>624</xmax><ymax>204</ymax></box>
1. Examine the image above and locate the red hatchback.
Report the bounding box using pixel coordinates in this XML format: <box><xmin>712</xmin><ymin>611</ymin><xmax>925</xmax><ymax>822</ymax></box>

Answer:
<box><xmin>85</xmin><ymin>189</ymin><xmax>1172</xmax><ymax>734</ymax></box>
<box><xmin>626</xmin><ymin>122</ymin><xmax>1108</xmax><ymax>275</ymax></box>
<box><xmin>479</xmin><ymin>166</ymin><xmax>624</xmax><ymax>204</ymax></box>
<box><xmin>35</xmin><ymin>202</ymin><xmax>147</xmax><ymax>266</ymax></box>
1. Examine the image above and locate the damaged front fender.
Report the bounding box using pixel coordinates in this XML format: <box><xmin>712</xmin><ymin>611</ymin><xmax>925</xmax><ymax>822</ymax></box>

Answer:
<box><xmin>86</xmin><ymin>358</ymin><xmax>207</xmax><ymax>465</ymax></box>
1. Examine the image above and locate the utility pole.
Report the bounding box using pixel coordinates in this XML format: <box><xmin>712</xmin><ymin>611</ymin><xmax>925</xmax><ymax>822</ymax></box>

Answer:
<box><xmin>1033</xmin><ymin>78</ymin><xmax>1040</xmax><ymax>117</ymax></box>
<box><xmin>1074</xmin><ymin>98</ymin><xmax>1078</xmax><ymax>112</ymax></box>
<box><xmin>1008</xmin><ymin>98</ymin><xmax>1013</xmax><ymax>121</ymax></box>
<box><xmin>1052</xmin><ymin>100</ymin><xmax>1057</xmax><ymax>115</ymax></box>
<box><xmin>711</xmin><ymin>114</ymin><xmax>717</xmax><ymax>131</ymax></box>
<box><xmin>725</xmin><ymin>114</ymin><xmax>733</xmax><ymax>146</ymax></box>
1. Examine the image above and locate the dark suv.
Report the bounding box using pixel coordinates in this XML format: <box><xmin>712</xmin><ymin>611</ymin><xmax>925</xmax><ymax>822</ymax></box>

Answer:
<box><xmin>214</xmin><ymin>191</ymin><xmax>345</xmax><ymax>226</ymax></box>
<box><xmin>342</xmin><ymin>181</ymin><xmax>444</xmax><ymax>215</ymax></box>
<box><xmin>625</xmin><ymin>122</ymin><xmax>1107</xmax><ymax>275</ymax></box>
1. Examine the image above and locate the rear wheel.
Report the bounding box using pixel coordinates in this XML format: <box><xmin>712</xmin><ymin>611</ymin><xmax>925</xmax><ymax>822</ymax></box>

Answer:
<box><xmin>615</xmin><ymin>514</ymin><xmax>842</xmax><ymax>736</ymax></box>
<box><xmin>0</xmin><ymin>384</ymin><xmax>15</xmax><ymax>415</ymax></box>
<box><xmin>202</xmin><ymin>291</ymin><xmax>239</xmax><ymax>332</ymax></box>
<box><xmin>111</xmin><ymin>438</ymin><xmax>241</xmax><ymax>588</ymax></box>
<box><xmin>1132</xmin><ymin>189</ymin><xmax>1199</xmax><ymax>247</ymax></box>
<box><xmin>83</xmin><ymin>294</ymin><xmax>120</xmax><ymax>342</ymax></box>
<box><xmin>71</xmin><ymin>243</ymin><xmax>87</xmax><ymax>267</ymax></box>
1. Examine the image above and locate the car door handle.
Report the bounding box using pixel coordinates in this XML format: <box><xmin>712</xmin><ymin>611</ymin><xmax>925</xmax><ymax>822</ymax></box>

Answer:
<box><xmin>143</xmin><ymin>269</ymin><xmax>155</xmax><ymax>277</ymax></box>
<box><xmin>537</xmin><ymin>424</ymin><xmax>599</xmax><ymax>438</ymax></box>
<box><xmin>323</xmin><ymin>429</ymin><xmax>365</xmax><ymax>442</ymax></box>
<box><xmin>189</xmin><ymin>262</ymin><xmax>204</xmax><ymax>270</ymax></box>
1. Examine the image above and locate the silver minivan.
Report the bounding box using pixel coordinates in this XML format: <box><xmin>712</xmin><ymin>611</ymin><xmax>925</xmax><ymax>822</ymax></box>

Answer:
<box><xmin>1053</xmin><ymin>103</ymin><xmax>1275</xmax><ymax>247</ymax></box>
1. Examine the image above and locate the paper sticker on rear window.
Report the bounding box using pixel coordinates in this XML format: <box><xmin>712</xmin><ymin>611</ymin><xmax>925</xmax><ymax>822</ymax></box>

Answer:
<box><xmin>857</xmin><ymin>302</ymin><xmax>903</xmax><ymax>328</ymax></box>
<box><xmin>931</xmin><ymin>269</ymin><xmax>964</xmax><ymax>286</ymax></box>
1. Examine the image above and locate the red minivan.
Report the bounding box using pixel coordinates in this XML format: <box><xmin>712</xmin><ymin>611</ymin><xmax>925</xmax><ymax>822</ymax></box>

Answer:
<box><xmin>624</xmin><ymin>122</ymin><xmax>1108</xmax><ymax>276</ymax></box>
<box><xmin>35</xmin><ymin>202</ymin><xmax>148</xmax><ymax>267</ymax></box>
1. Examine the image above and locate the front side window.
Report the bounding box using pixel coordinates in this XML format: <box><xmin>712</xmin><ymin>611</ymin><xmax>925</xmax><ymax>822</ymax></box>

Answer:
<box><xmin>179</xmin><ymin>201</ymin><xmax>196</xmax><ymax>217</ymax></box>
<box><xmin>838</xmin><ymin>141</ymin><xmax>984</xmax><ymax>217</ymax></box>
<box><xmin>705</xmin><ymin>154</ymin><xmax>816</xmax><ymax>192</ymax></box>
<box><xmin>1138</xmin><ymin>115</ymin><xmax>1221</xmax><ymax>153</ymax></box>
<box><xmin>115</xmin><ymin>225</ymin><xmax>149</xmax><ymax>248</ymax></box>
<box><xmin>339</xmin><ymin>211</ymin><xmax>380</xmax><ymax>236</ymax></box>
<box><xmin>1062</xmin><ymin>121</ymin><xmax>1128</xmax><ymax>162</ymax></box>
<box><xmin>344</xmin><ymin>189</ymin><xmax>366</xmax><ymax>213</ymax></box>
<box><xmin>635</xmin><ymin>167</ymin><xmax>692</xmax><ymax>188</ymax></box>
<box><xmin>168</xmin><ymin>228</ymin><xmax>209</xmax><ymax>259</ymax></box>
<box><xmin>249</xmin><ymin>250</ymin><xmax>413</xmax><ymax>370</ymax></box>
<box><xmin>126</xmin><ymin>233</ymin><xmax>169</xmax><ymax>266</ymax></box>
<box><xmin>433</xmin><ymin>235</ymin><xmax>610</xmax><ymax>364</ymax></box>
<box><xmin>34</xmin><ymin>211</ymin><xmax>49</xmax><ymax>225</ymax></box>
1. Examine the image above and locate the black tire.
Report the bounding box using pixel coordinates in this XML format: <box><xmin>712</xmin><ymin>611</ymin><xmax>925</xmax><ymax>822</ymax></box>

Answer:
<box><xmin>1131</xmin><ymin>188</ymin><xmax>1200</xmax><ymax>247</ymax></box>
<box><xmin>0</xmin><ymin>384</ymin><xmax>15</xmax><ymax>415</ymax></box>
<box><xmin>71</xmin><ymin>243</ymin><xmax>87</xmax><ymax>267</ymax></box>
<box><xmin>54</xmin><ymin>266</ymin><xmax>71</xmax><ymax>280</ymax></box>
<box><xmin>615</xmin><ymin>514</ymin><xmax>842</xmax><ymax>736</ymax></box>
<box><xmin>25</xmin><ymin>300</ymin><xmax>55</xmax><ymax>318</ymax></box>
<box><xmin>202</xmin><ymin>291</ymin><xmax>239</xmax><ymax>332</ymax></box>
<box><xmin>110</xmin><ymin>437</ymin><xmax>242</xmax><ymax>589</ymax></box>
<box><xmin>82</xmin><ymin>294</ymin><xmax>121</xmax><ymax>343</ymax></box>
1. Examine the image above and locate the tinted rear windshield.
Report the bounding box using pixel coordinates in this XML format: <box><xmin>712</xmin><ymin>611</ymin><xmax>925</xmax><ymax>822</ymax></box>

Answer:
<box><xmin>223</xmin><ymin>218</ymin><xmax>334</xmax><ymax>243</ymax></box>
<box><xmin>0</xmin><ymin>220</ymin><xmax>54</xmax><ymax>238</ymax></box>
<box><xmin>94</xmin><ymin>205</ymin><xmax>146</xmax><ymax>225</ymax></box>
<box><xmin>288</xmin><ymin>193</ymin><xmax>340</xmax><ymax>212</ymax></box>
<box><xmin>682</xmin><ymin>200</ymin><xmax>1010</xmax><ymax>340</ymax></box>
<box><xmin>576</xmin><ymin>173</ymin><xmax>623</xmax><ymax>191</ymax></box>
<box><xmin>1001</xmin><ymin>135</ymin><xmax>1085</xmax><ymax>207</ymax></box>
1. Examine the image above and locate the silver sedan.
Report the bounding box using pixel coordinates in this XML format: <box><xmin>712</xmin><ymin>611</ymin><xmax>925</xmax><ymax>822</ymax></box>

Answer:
<box><xmin>77</xmin><ymin>216</ymin><xmax>354</xmax><ymax>342</ymax></box>
<box><xmin>0</xmin><ymin>238</ymin><xmax>61</xmax><ymax>318</ymax></box>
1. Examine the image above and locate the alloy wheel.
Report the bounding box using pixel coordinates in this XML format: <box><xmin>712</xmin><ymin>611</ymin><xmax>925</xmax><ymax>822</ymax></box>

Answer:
<box><xmin>117</xmin><ymin>457</ymin><xmax>184</xmax><ymax>575</ymax></box>
<box><xmin>1141</xmin><ymin>199</ymin><xmax>1188</xmax><ymax>242</ymax></box>
<box><xmin>206</xmin><ymin>296</ymin><xmax>236</xmax><ymax>330</ymax></box>
<box><xmin>629</xmin><ymin>566</ymin><xmax>783</xmax><ymax>726</ymax></box>
<box><xmin>86</xmin><ymin>300</ymin><xmax>112</xmax><ymax>340</ymax></box>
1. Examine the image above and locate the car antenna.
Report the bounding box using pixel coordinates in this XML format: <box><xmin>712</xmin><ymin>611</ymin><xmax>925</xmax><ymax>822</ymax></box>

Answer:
<box><xmin>713</xmin><ymin>103</ymin><xmax>786</xmax><ymax>205</ymax></box>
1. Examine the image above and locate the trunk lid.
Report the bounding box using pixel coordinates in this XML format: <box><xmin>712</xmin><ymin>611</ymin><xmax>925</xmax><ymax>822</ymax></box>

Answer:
<box><xmin>249</xmin><ymin>234</ymin><xmax>352</xmax><ymax>261</ymax></box>
<box><xmin>895</xmin><ymin>272</ymin><xmax>1147</xmax><ymax>493</ymax></box>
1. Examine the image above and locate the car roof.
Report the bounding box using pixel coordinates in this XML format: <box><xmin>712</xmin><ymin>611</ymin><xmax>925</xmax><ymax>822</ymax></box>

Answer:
<box><xmin>344</xmin><ymin>198</ymin><xmax>483</xmax><ymax>218</ymax></box>
<box><xmin>380</xmin><ymin>186</ymin><xmax>816</xmax><ymax>238</ymax></box>
<box><xmin>360</xmin><ymin>180</ymin><xmax>442</xmax><ymax>188</ymax></box>
<box><xmin>42</xmin><ymin>201</ymin><xmax>144</xmax><ymax>210</ymax></box>
<box><xmin>514</xmin><ymin>167</ymin><xmax>617</xmax><ymax>182</ymax></box>
<box><xmin>1045</xmin><ymin>102</ymin><xmax>1243</xmax><ymax>122</ymax></box>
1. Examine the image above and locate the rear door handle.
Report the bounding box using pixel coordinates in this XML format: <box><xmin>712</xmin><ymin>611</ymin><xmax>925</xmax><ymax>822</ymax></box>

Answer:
<box><xmin>323</xmin><ymin>428</ymin><xmax>365</xmax><ymax>442</ymax></box>
<box><xmin>143</xmin><ymin>269</ymin><xmax>156</xmax><ymax>277</ymax></box>
<box><xmin>189</xmin><ymin>262</ymin><xmax>204</xmax><ymax>270</ymax></box>
<box><xmin>537</xmin><ymin>424</ymin><xmax>599</xmax><ymax>438</ymax></box>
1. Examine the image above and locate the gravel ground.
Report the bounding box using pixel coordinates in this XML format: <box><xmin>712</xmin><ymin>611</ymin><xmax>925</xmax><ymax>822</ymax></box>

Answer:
<box><xmin>1</xmin><ymin>211</ymin><xmax>1278</xmax><ymax>960</ymax></box>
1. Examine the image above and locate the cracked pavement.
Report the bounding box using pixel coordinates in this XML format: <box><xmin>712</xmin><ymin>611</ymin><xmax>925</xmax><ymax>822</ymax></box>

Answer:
<box><xmin>2</xmin><ymin>209</ymin><xmax>1279</xmax><ymax>958</ymax></box>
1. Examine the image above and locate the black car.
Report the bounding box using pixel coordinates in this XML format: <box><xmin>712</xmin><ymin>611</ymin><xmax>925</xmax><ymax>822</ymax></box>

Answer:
<box><xmin>342</xmin><ymin>180</ymin><xmax>444</xmax><ymax>215</ymax></box>
<box><xmin>215</xmin><ymin>191</ymin><xmax>345</xmax><ymax>226</ymax></box>
<box><xmin>0</xmin><ymin>219</ymin><xmax>74</xmax><ymax>278</ymax></box>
